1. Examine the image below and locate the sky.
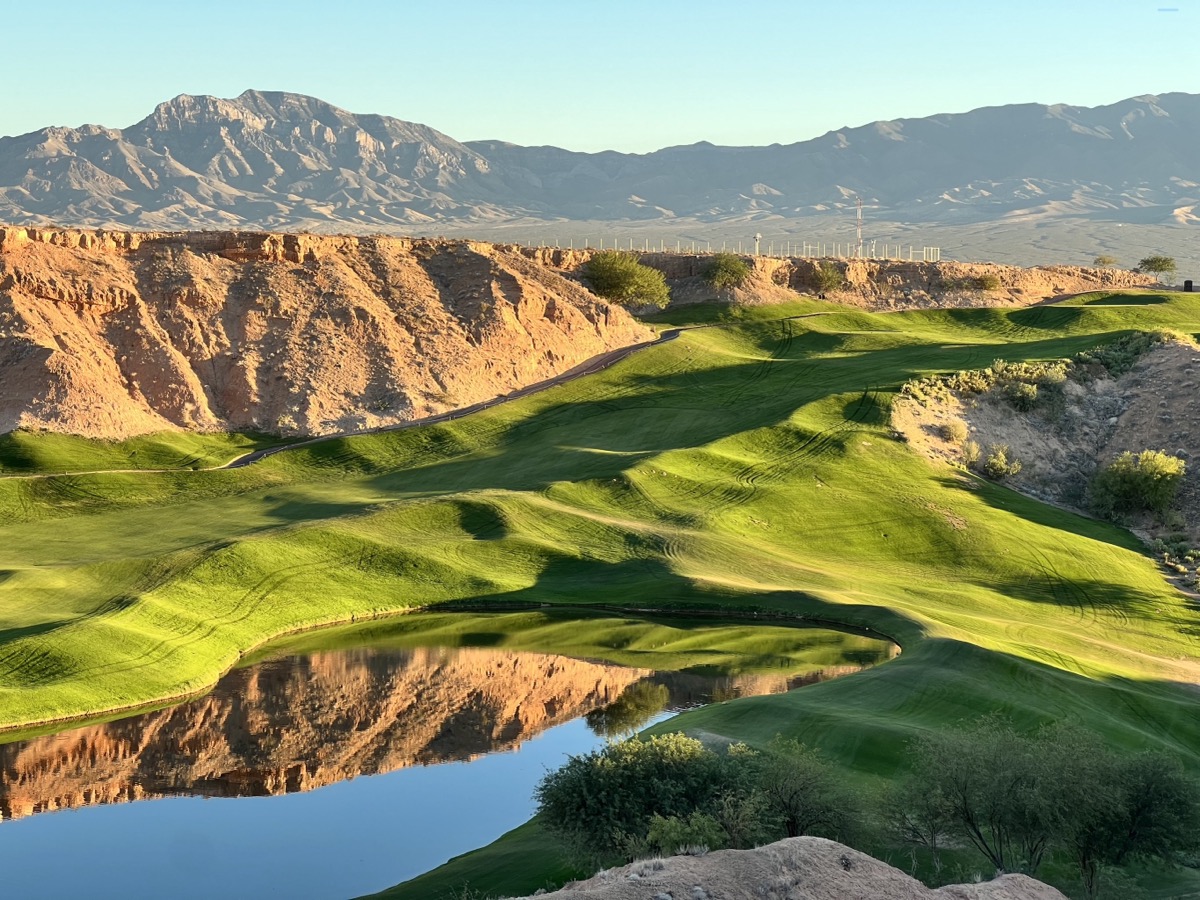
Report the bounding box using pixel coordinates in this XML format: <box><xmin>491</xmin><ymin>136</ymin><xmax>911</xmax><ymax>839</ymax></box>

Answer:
<box><xmin>4</xmin><ymin>0</ymin><xmax>1196</xmax><ymax>152</ymax></box>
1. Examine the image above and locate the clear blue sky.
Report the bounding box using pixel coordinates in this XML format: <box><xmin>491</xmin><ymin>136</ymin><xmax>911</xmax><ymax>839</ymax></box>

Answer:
<box><xmin>4</xmin><ymin>0</ymin><xmax>1195</xmax><ymax>151</ymax></box>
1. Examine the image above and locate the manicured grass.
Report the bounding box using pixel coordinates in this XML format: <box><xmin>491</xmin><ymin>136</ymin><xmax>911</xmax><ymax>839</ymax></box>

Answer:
<box><xmin>0</xmin><ymin>429</ymin><xmax>287</xmax><ymax>475</ymax></box>
<box><xmin>1</xmin><ymin>292</ymin><xmax>1199</xmax><ymax>896</ymax></box>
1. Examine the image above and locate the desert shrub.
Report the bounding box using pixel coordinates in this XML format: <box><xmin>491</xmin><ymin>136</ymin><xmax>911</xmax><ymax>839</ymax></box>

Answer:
<box><xmin>1092</xmin><ymin>255</ymin><xmax>1118</xmax><ymax>268</ymax></box>
<box><xmin>982</xmin><ymin>444</ymin><xmax>1022</xmax><ymax>480</ymax></box>
<box><xmin>972</xmin><ymin>274</ymin><xmax>1001</xmax><ymax>291</ymax></box>
<box><xmin>940</xmin><ymin>420</ymin><xmax>969</xmax><ymax>444</ymax></box>
<box><xmin>812</xmin><ymin>262</ymin><xmax>846</xmax><ymax>293</ymax></box>
<box><xmin>1090</xmin><ymin>450</ymin><xmax>1186</xmax><ymax>519</ymax></box>
<box><xmin>702</xmin><ymin>252</ymin><xmax>751</xmax><ymax>291</ymax></box>
<box><xmin>1006</xmin><ymin>381</ymin><xmax>1039</xmax><ymax>411</ymax></box>
<box><xmin>961</xmin><ymin>440</ymin><xmax>982</xmax><ymax>467</ymax></box>
<box><xmin>582</xmin><ymin>251</ymin><xmax>670</xmax><ymax>309</ymax></box>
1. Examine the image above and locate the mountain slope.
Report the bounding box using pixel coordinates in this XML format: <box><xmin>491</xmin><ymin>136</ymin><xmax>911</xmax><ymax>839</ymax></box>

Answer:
<box><xmin>2</xmin><ymin>91</ymin><xmax>1199</xmax><ymax>230</ymax></box>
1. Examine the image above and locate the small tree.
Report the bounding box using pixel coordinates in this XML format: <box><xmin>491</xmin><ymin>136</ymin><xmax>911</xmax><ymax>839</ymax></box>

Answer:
<box><xmin>1092</xmin><ymin>255</ymin><xmax>1118</xmax><ymax>268</ymax></box>
<box><xmin>812</xmin><ymin>262</ymin><xmax>846</xmax><ymax>294</ymax></box>
<box><xmin>702</xmin><ymin>252</ymin><xmax>751</xmax><ymax>291</ymax></box>
<box><xmin>1137</xmin><ymin>255</ymin><xmax>1177</xmax><ymax>281</ymax></box>
<box><xmin>582</xmin><ymin>251</ymin><xmax>670</xmax><ymax>309</ymax></box>
<box><xmin>753</xmin><ymin>737</ymin><xmax>860</xmax><ymax>840</ymax></box>
<box><xmin>1089</xmin><ymin>450</ymin><xmax>1185</xmax><ymax>519</ymax></box>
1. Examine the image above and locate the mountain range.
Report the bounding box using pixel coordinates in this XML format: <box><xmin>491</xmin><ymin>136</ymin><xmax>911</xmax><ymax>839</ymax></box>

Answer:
<box><xmin>2</xmin><ymin>90</ymin><xmax>1199</xmax><ymax>234</ymax></box>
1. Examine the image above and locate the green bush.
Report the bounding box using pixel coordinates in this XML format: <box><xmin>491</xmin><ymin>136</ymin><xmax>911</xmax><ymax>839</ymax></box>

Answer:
<box><xmin>582</xmin><ymin>251</ymin><xmax>670</xmax><ymax>309</ymax></box>
<box><xmin>1092</xmin><ymin>255</ymin><xmax>1118</xmax><ymax>268</ymax></box>
<box><xmin>534</xmin><ymin>733</ymin><xmax>739</xmax><ymax>862</ymax></box>
<box><xmin>535</xmin><ymin>732</ymin><xmax>864</xmax><ymax>865</ymax></box>
<box><xmin>1090</xmin><ymin>450</ymin><xmax>1186</xmax><ymax>519</ymax></box>
<box><xmin>983</xmin><ymin>444</ymin><xmax>1022</xmax><ymax>480</ymax></box>
<box><xmin>646</xmin><ymin>811</ymin><xmax>727</xmax><ymax>856</ymax></box>
<box><xmin>702</xmin><ymin>253</ymin><xmax>751</xmax><ymax>291</ymax></box>
<box><xmin>812</xmin><ymin>262</ymin><xmax>846</xmax><ymax>294</ymax></box>
<box><xmin>972</xmin><ymin>274</ymin><xmax>1001</xmax><ymax>291</ymax></box>
<box><xmin>962</xmin><ymin>440</ymin><xmax>982</xmax><ymax>467</ymax></box>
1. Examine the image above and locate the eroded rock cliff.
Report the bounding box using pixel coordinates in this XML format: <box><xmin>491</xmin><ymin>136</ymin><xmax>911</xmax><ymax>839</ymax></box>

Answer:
<box><xmin>0</xmin><ymin>227</ymin><xmax>653</xmax><ymax>438</ymax></box>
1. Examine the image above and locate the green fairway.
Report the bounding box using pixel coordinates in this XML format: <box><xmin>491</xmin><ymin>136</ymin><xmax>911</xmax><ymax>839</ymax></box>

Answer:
<box><xmin>2</xmin><ymin>292</ymin><xmax>1199</xmax><ymax>895</ymax></box>
<box><xmin>0</xmin><ymin>429</ymin><xmax>287</xmax><ymax>475</ymax></box>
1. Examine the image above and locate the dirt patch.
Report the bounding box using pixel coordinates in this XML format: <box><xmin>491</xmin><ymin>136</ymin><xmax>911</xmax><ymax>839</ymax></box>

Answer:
<box><xmin>515</xmin><ymin>836</ymin><xmax>1065</xmax><ymax>900</ymax></box>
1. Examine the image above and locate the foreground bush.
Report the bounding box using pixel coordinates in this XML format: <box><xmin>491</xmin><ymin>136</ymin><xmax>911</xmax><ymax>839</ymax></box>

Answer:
<box><xmin>582</xmin><ymin>251</ymin><xmax>670</xmax><ymax>309</ymax></box>
<box><xmin>1090</xmin><ymin>450</ymin><xmax>1186</xmax><ymax>519</ymax></box>
<box><xmin>534</xmin><ymin>732</ymin><xmax>860</xmax><ymax>864</ymax></box>
<box><xmin>702</xmin><ymin>252</ymin><xmax>751</xmax><ymax>291</ymax></box>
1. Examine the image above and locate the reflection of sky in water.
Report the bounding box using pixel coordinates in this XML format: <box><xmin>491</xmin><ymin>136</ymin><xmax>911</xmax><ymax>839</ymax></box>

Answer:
<box><xmin>0</xmin><ymin>714</ymin><xmax>671</xmax><ymax>900</ymax></box>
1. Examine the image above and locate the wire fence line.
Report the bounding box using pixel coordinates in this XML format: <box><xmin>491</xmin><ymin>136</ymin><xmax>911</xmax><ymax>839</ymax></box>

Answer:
<box><xmin>511</xmin><ymin>235</ymin><xmax>941</xmax><ymax>262</ymax></box>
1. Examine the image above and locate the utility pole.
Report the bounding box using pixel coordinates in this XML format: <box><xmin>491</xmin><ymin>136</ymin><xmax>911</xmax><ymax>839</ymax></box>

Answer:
<box><xmin>754</xmin><ymin>233</ymin><xmax>762</xmax><ymax>256</ymax></box>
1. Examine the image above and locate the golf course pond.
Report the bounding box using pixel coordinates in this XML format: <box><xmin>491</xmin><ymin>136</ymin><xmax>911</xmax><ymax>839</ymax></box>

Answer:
<box><xmin>0</xmin><ymin>614</ymin><xmax>895</xmax><ymax>899</ymax></box>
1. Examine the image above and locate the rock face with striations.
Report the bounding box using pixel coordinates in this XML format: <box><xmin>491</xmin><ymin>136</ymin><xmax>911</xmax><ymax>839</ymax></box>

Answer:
<box><xmin>0</xmin><ymin>226</ymin><xmax>653</xmax><ymax>438</ymax></box>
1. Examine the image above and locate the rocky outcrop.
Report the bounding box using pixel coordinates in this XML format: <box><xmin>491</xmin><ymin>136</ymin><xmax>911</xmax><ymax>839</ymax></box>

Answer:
<box><xmin>520</xmin><ymin>837</ymin><xmax>1067</xmax><ymax>900</ymax></box>
<box><xmin>524</xmin><ymin>247</ymin><xmax>1156</xmax><ymax>310</ymax></box>
<box><xmin>0</xmin><ymin>226</ymin><xmax>653</xmax><ymax>438</ymax></box>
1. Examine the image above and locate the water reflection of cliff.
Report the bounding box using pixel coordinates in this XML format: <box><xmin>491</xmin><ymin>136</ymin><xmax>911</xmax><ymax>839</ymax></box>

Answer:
<box><xmin>0</xmin><ymin>643</ymin><xmax>893</xmax><ymax>821</ymax></box>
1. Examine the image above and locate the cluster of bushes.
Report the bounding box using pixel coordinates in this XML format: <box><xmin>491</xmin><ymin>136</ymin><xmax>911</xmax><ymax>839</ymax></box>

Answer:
<box><xmin>900</xmin><ymin>358</ymin><xmax>1068</xmax><ymax>412</ymax></box>
<box><xmin>938</xmin><ymin>274</ymin><xmax>1002</xmax><ymax>292</ymax></box>
<box><xmin>582</xmin><ymin>251</ymin><xmax>670</xmax><ymax>309</ymax></box>
<box><xmin>901</xmin><ymin>331</ymin><xmax>1186</xmax><ymax>414</ymax></box>
<box><xmin>534</xmin><ymin>733</ymin><xmax>859</xmax><ymax>864</ymax></box>
<box><xmin>536</xmin><ymin>723</ymin><xmax>1200</xmax><ymax>900</ymax></box>
<box><xmin>1089</xmin><ymin>450</ymin><xmax>1186</xmax><ymax>520</ymax></box>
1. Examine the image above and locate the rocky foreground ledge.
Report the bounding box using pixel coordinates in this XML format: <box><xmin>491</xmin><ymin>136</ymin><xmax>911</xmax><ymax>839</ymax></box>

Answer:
<box><xmin>516</xmin><ymin>837</ymin><xmax>1065</xmax><ymax>900</ymax></box>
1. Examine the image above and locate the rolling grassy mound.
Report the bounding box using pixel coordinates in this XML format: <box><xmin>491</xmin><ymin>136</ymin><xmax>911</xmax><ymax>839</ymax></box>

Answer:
<box><xmin>1</xmin><ymin>292</ymin><xmax>1199</xmax><ymax>895</ymax></box>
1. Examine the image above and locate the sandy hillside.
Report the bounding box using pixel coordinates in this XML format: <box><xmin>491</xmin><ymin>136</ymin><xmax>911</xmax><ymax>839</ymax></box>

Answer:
<box><xmin>516</xmin><ymin>837</ymin><xmax>1065</xmax><ymax>900</ymax></box>
<box><xmin>0</xmin><ymin>227</ymin><xmax>652</xmax><ymax>439</ymax></box>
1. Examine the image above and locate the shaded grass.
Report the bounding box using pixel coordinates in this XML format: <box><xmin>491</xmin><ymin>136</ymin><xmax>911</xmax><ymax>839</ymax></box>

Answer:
<box><xmin>0</xmin><ymin>429</ymin><xmax>287</xmax><ymax>475</ymax></box>
<box><xmin>1</xmin><ymin>292</ymin><xmax>1200</xmax><ymax>895</ymax></box>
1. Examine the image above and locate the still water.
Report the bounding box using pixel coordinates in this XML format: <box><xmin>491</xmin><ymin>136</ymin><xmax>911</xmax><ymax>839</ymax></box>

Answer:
<box><xmin>0</xmin><ymin>628</ymin><xmax>893</xmax><ymax>899</ymax></box>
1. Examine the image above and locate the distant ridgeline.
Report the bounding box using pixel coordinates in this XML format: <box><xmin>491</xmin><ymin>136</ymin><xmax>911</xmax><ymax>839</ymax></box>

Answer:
<box><xmin>0</xmin><ymin>90</ymin><xmax>1198</xmax><ymax>231</ymax></box>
